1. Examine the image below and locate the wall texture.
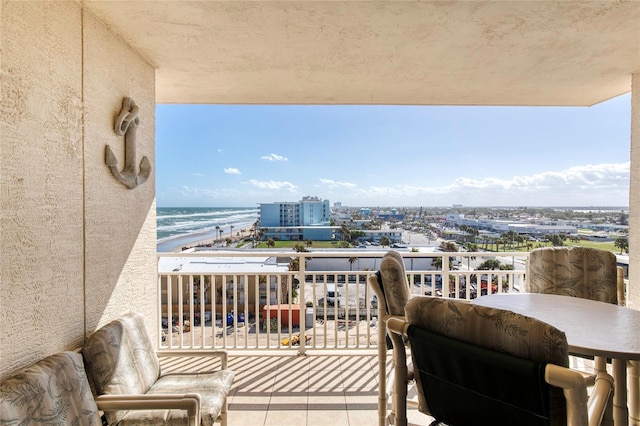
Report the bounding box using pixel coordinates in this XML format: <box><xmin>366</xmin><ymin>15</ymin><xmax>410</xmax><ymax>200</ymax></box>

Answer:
<box><xmin>1</xmin><ymin>1</ymin><xmax>85</xmax><ymax>377</ymax></box>
<box><xmin>0</xmin><ymin>2</ymin><xmax>157</xmax><ymax>379</ymax></box>
<box><xmin>82</xmin><ymin>9</ymin><xmax>157</xmax><ymax>340</ymax></box>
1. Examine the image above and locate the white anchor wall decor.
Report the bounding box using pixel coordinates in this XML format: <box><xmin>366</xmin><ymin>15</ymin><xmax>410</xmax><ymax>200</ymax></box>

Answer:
<box><xmin>105</xmin><ymin>97</ymin><xmax>151</xmax><ymax>189</ymax></box>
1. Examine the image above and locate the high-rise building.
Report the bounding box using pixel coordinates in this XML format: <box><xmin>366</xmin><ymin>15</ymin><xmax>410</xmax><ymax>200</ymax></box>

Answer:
<box><xmin>259</xmin><ymin>196</ymin><xmax>332</xmax><ymax>241</ymax></box>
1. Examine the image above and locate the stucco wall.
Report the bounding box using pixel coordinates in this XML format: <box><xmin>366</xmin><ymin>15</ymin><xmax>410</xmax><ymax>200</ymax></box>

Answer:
<box><xmin>0</xmin><ymin>1</ymin><xmax>85</xmax><ymax>378</ymax></box>
<box><xmin>82</xmin><ymin>9</ymin><xmax>157</xmax><ymax>339</ymax></box>
<box><xmin>0</xmin><ymin>3</ymin><xmax>157</xmax><ymax>379</ymax></box>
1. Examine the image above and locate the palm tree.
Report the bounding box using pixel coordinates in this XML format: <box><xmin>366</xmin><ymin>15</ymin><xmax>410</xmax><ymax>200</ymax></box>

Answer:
<box><xmin>215</xmin><ymin>225</ymin><xmax>221</xmax><ymax>245</ymax></box>
<box><xmin>501</xmin><ymin>234</ymin><xmax>511</xmax><ymax>251</ymax></box>
<box><xmin>340</xmin><ymin>224</ymin><xmax>350</xmax><ymax>241</ymax></box>
<box><xmin>481</xmin><ymin>235</ymin><xmax>490</xmax><ymax>250</ymax></box>
<box><xmin>348</xmin><ymin>257</ymin><xmax>357</xmax><ymax>271</ymax></box>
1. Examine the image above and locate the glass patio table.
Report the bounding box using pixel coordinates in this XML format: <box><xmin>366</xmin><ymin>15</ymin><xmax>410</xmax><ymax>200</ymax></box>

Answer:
<box><xmin>472</xmin><ymin>293</ymin><xmax>640</xmax><ymax>426</ymax></box>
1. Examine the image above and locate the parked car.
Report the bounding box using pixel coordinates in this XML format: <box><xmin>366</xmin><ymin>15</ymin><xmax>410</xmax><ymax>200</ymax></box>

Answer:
<box><xmin>318</xmin><ymin>284</ymin><xmax>340</xmax><ymax>306</ymax></box>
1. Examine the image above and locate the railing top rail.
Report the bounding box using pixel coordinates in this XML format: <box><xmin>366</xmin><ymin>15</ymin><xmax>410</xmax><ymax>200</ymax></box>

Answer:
<box><xmin>158</xmin><ymin>250</ymin><xmax>529</xmax><ymax>259</ymax></box>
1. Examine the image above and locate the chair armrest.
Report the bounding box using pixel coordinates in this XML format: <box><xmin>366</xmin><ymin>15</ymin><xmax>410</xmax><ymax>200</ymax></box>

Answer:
<box><xmin>157</xmin><ymin>349</ymin><xmax>229</xmax><ymax>369</ymax></box>
<box><xmin>96</xmin><ymin>393</ymin><xmax>201</xmax><ymax>426</ymax></box>
<box><xmin>545</xmin><ymin>364</ymin><xmax>589</xmax><ymax>426</ymax></box>
<box><xmin>386</xmin><ymin>316</ymin><xmax>409</xmax><ymax>337</ymax></box>
<box><xmin>545</xmin><ymin>364</ymin><xmax>613</xmax><ymax>426</ymax></box>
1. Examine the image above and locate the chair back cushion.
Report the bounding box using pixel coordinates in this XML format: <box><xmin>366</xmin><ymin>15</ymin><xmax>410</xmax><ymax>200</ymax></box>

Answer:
<box><xmin>82</xmin><ymin>312</ymin><xmax>161</xmax><ymax>424</ymax></box>
<box><xmin>377</xmin><ymin>250</ymin><xmax>410</xmax><ymax>316</ymax></box>
<box><xmin>0</xmin><ymin>352</ymin><xmax>102</xmax><ymax>426</ymax></box>
<box><xmin>405</xmin><ymin>297</ymin><xmax>568</xmax><ymax>425</ymax></box>
<box><xmin>526</xmin><ymin>246</ymin><xmax>618</xmax><ymax>304</ymax></box>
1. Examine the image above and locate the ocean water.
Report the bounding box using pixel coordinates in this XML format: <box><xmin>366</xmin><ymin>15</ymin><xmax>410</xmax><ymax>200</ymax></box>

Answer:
<box><xmin>157</xmin><ymin>207</ymin><xmax>259</xmax><ymax>252</ymax></box>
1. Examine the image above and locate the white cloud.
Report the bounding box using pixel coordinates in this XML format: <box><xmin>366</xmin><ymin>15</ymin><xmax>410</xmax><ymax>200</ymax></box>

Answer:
<box><xmin>337</xmin><ymin>163</ymin><xmax>630</xmax><ymax>206</ymax></box>
<box><xmin>164</xmin><ymin>163</ymin><xmax>629</xmax><ymax>207</ymax></box>
<box><xmin>261</xmin><ymin>153</ymin><xmax>288</xmax><ymax>161</ymax></box>
<box><xmin>191</xmin><ymin>172</ymin><xmax>204</xmax><ymax>177</ymax></box>
<box><xmin>224</xmin><ymin>167</ymin><xmax>241</xmax><ymax>175</ymax></box>
<box><xmin>319</xmin><ymin>178</ymin><xmax>357</xmax><ymax>188</ymax></box>
<box><xmin>446</xmin><ymin>163</ymin><xmax>629</xmax><ymax>193</ymax></box>
<box><xmin>249</xmin><ymin>179</ymin><xmax>298</xmax><ymax>192</ymax></box>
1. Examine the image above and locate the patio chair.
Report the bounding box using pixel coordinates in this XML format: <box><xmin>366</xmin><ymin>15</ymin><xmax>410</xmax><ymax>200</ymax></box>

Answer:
<box><xmin>82</xmin><ymin>312</ymin><xmax>235</xmax><ymax>426</ymax></box>
<box><xmin>367</xmin><ymin>250</ymin><xmax>416</xmax><ymax>426</ymax></box>
<box><xmin>387</xmin><ymin>297</ymin><xmax>614</xmax><ymax>426</ymax></box>
<box><xmin>525</xmin><ymin>246</ymin><xmax>624</xmax><ymax>305</ymax></box>
<box><xmin>526</xmin><ymin>246</ymin><xmax>626</xmax><ymax>373</ymax></box>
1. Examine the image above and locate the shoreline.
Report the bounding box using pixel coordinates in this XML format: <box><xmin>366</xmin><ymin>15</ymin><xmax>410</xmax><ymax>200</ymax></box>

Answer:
<box><xmin>166</xmin><ymin>224</ymin><xmax>255</xmax><ymax>253</ymax></box>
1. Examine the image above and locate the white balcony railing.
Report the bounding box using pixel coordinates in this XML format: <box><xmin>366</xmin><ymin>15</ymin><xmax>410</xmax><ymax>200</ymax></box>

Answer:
<box><xmin>157</xmin><ymin>250</ymin><xmax>528</xmax><ymax>353</ymax></box>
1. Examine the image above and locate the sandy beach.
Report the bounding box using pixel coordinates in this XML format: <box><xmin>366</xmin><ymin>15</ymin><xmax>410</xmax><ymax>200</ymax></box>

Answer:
<box><xmin>174</xmin><ymin>224</ymin><xmax>255</xmax><ymax>252</ymax></box>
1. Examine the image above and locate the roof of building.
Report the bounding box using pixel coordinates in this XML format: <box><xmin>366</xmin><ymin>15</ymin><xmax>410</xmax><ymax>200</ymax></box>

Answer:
<box><xmin>158</xmin><ymin>256</ymin><xmax>289</xmax><ymax>274</ymax></box>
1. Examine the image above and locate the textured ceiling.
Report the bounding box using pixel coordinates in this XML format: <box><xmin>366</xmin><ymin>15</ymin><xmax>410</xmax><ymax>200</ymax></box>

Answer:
<box><xmin>85</xmin><ymin>1</ymin><xmax>640</xmax><ymax>106</ymax></box>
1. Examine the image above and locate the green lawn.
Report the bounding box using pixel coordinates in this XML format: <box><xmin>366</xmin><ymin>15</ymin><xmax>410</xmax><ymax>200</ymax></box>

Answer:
<box><xmin>482</xmin><ymin>240</ymin><xmax>623</xmax><ymax>255</ymax></box>
<box><xmin>253</xmin><ymin>240</ymin><xmax>350</xmax><ymax>249</ymax></box>
<box><xmin>564</xmin><ymin>240</ymin><xmax>622</xmax><ymax>254</ymax></box>
<box><xmin>251</xmin><ymin>239</ymin><xmax>626</xmax><ymax>255</ymax></box>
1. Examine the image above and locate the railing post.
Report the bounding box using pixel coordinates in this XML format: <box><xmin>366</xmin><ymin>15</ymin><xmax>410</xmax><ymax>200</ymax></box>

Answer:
<box><xmin>442</xmin><ymin>254</ymin><xmax>450</xmax><ymax>297</ymax></box>
<box><xmin>298</xmin><ymin>252</ymin><xmax>307</xmax><ymax>356</ymax></box>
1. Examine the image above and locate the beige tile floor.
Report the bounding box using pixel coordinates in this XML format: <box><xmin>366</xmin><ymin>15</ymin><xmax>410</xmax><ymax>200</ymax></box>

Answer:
<box><xmin>161</xmin><ymin>353</ymin><xmax>602</xmax><ymax>426</ymax></box>
<box><xmin>225</xmin><ymin>354</ymin><xmax>431</xmax><ymax>426</ymax></box>
<box><xmin>161</xmin><ymin>352</ymin><xmax>430</xmax><ymax>425</ymax></box>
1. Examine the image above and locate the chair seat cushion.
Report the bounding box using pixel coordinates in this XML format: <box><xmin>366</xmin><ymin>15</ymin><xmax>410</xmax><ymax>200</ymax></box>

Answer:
<box><xmin>117</xmin><ymin>369</ymin><xmax>236</xmax><ymax>426</ymax></box>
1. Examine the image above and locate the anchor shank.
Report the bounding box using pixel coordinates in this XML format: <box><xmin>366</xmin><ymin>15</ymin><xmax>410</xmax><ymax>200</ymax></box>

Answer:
<box><xmin>123</xmin><ymin>128</ymin><xmax>137</xmax><ymax>175</ymax></box>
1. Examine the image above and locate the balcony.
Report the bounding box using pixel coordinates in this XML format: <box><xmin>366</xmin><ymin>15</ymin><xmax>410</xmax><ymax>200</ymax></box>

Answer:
<box><xmin>156</xmin><ymin>249</ymin><xmax>628</xmax><ymax>425</ymax></box>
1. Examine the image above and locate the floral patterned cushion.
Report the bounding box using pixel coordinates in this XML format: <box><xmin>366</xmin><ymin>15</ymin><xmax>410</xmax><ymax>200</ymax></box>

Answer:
<box><xmin>526</xmin><ymin>247</ymin><xmax>618</xmax><ymax>304</ymax></box>
<box><xmin>405</xmin><ymin>297</ymin><xmax>568</xmax><ymax>423</ymax></box>
<box><xmin>0</xmin><ymin>351</ymin><xmax>101</xmax><ymax>426</ymax></box>
<box><xmin>378</xmin><ymin>250</ymin><xmax>410</xmax><ymax>316</ymax></box>
<box><xmin>82</xmin><ymin>312</ymin><xmax>163</xmax><ymax>425</ymax></box>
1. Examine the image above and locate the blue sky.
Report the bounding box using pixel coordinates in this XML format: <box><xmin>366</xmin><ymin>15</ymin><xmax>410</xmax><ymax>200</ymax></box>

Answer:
<box><xmin>156</xmin><ymin>93</ymin><xmax>631</xmax><ymax>208</ymax></box>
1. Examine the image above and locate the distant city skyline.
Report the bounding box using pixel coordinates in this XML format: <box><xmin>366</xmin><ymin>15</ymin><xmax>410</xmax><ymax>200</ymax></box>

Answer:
<box><xmin>156</xmin><ymin>93</ymin><xmax>631</xmax><ymax>208</ymax></box>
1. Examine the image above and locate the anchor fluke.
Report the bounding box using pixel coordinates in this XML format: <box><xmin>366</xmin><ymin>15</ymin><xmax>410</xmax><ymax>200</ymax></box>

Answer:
<box><xmin>137</xmin><ymin>155</ymin><xmax>151</xmax><ymax>185</ymax></box>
